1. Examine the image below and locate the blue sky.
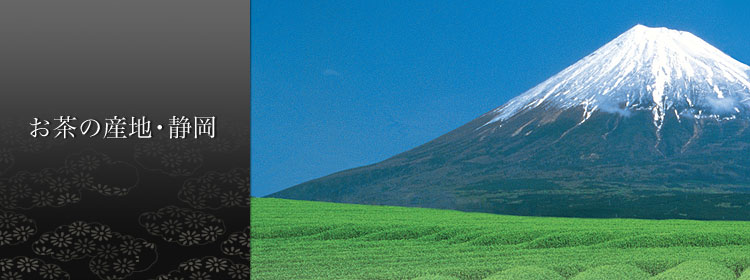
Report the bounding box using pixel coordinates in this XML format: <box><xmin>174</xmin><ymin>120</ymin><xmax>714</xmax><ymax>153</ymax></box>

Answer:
<box><xmin>251</xmin><ymin>1</ymin><xmax>750</xmax><ymax>196</ymax></box>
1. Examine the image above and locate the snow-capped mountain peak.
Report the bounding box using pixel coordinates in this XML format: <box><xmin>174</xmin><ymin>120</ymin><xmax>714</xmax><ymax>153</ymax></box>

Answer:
<box><xmin>275</xmin><ymin>25</ymin><xmax>750</xmax><ymax>221</ymax></box>
<box><xmin>485</xmin><ymin>24</ymin><xmax>750</xmax><ymax>128</ymax></box>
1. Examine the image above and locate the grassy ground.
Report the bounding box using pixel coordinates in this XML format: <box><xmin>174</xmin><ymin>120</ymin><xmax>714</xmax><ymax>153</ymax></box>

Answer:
<box><xmin>251</xmin><ymin>198</ymin><xmax>750</xmax><ymax>279</ymax></box>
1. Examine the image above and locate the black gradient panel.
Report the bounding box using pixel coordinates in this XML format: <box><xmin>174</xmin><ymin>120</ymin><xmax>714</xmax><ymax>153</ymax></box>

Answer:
<box><xmin>0</xmin><ymin>1</ymin><xmax>249</xmax><ymax>279</ymax></box>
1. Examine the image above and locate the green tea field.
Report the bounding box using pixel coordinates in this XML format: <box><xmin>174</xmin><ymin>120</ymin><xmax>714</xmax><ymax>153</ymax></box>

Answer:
<box><xmin>251</xmin><ymin>198</ymin><xmax>750</xmax><ymax>279</ymax></box>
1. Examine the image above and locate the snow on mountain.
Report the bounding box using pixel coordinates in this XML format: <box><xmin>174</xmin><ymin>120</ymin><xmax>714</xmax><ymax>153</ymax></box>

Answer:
<box><xmin>484</xmin><ymin>25</ymin><xmax>750</xmax><ymax>131</ymax></box>
<box><xmin>273</xmin><ymin>25</ymin><xmax>750</xmax><ymax>220</ymax></box>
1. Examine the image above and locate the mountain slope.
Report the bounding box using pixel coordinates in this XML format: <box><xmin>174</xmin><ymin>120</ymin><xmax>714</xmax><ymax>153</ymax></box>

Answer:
<box><xmin>269</xmin><ymin>25</ymin><xmax>750</xmax><ymax>220</ymax></box>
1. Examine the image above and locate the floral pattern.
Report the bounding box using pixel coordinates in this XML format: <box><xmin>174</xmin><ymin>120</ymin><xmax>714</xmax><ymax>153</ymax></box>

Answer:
<box><xmin>134</xmin><ymin>135</ymin><xmax>204</xmax><ymax>177</ymax></box>
<box><xmin>32</xmin><ymin>222</ymin><xmax>158</xmax><ymax>280</ymax></box>
<box><xmin>0</xmin><ymin>150</ymin><xmax>139</xmax><ymax>210</ymax></box>
<box><xmin>221</xmin><ymin>226</ymin><xmax>249</xmax><ymax>260</ymax></box>
<box><xmin>178</xmin><ymin>168</ymin><xmax>250</xmax><ymax>210</ymax></box>
<box><xmin>0</xmin><ymin>257</ymin><xmax>69</xmax><ymax>280</ymax></box>
<box><xmin>139</xmin><ymin>206</ymin><xmax>226</xmax><ymax>246</ymax></box>
<box><xmin>149</xmin><ymin>256</ymin><xmax>249</xmax><ymax>280</ymax></box>
<box><xmin>0</xmin><ymin>120</ymin><xmax>248</xmax><ymax>279</ymax></box>
<box><xmin>0</xmin><ymin>149</ymin><xmax>14</xmax><ymax>176</ymax></box>
<box><xmin>0</xmin><ymin>211</ymin><xmax>36</xmax><ymax>247</ymax></box>
<box><xmin>64</xmin><ymin>150</ymin><xmax>140</xmax><ymax>197</ymax></box>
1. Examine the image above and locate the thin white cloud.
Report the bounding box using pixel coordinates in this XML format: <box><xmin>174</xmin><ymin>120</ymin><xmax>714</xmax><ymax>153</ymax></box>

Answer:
<box><xmin>323</xmin><ymin>69</ymin><xmax>341</xmax><ymax>77</ymax></box>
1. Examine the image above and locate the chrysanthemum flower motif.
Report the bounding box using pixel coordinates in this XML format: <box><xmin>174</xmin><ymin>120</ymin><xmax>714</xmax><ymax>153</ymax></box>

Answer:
<box><xmin>0</xmin><ymin>232</ymin><xmax>12</xmax><ymax>246</ymax></box>
<box><xmin>183</xmin><ymin>149</ymin><xmax>202</xmax><ymax>164</ymax></box>
<box><xmin>112</xmin><ymin>258</ymin><xmax>135</xmax><ymax>274</ymax></box>
<box><xmin>56</xmin><ymin>193</ymin><xmax>80</xmax><ymax>205</ymax></box>
<box><xmin>88</xmin><ymin>258</ymin><xmax>108</xmax><ymax>276</ymax></box>
<box><xmin>137</xmin><ymin>141</ymin><xmax>162</xmax><ymax>157</ymax></box>
<box><xmin>2</xmin><ymin>166</ymin><xmax>100</xmax><ymax>209</ymax></box>
<box><xmin>16</xmin><ymin>258</ymin><xmax>38</xmax><ymax>273</ymax></box>
<box><xmin>0</xmin><ymin>211</ymin><xmax>36</xmax><ymax>247</ymax></box>
<box><xmin>111</xmin><ymin>187</ymin><xmax>129</xmax><ymax>197</ymax></box>
<box><xmin>90</xmin><ymin>184</ymin><xmax>111</xmax><ymax>195</ymax></box>
<box><xmin>19</xmin><ymin>138</ymin><xmax>43</xmax><ymax>152</ymax></box>
<box><xmin>148</xmin><ymin>257</ymin><xmax>249</xmax><ymax>280</ymax></box>
<box><xmin>220</xmin><ymin>191</ymin><xmax>244</xmax><ymax>207</ymax></box>
<box><xmin>33</xmin><ymin>246</ymin><xmax>53</xmax><ymax>256</ymax></box>
<box><xmin>90</xmin><ymin>225</ymin><xmax>112</xmax><ymax>242</ymax></box>
<box><xmin>38</xmin><ymin>263</ymin><xmax>65</xmax><ymax>280</ymax></box>
<box><xmin>201</xmin><ymin>225</ymin><xmax>225</xmax><ymax>240</ymax></box>
<box><xmin>139</xmin><ymin>206</ymin><xmax>226</xmax><ymax>246</ymax></box>
<box><xmin>134</xmin><ymin>135</ymin><xmax>203</xmax><ymax>176</ymax></box>
<box><xmin>178</xmin><ymin>168</ymin><xmax>250</xmax><ymax>210</ymax></box>
<box><xmin>0</xmin><ymin>213</ymin><xmax>19</xmax><ymax>229</ymax></box>
<box><xmin>204</xmin><ymin>257</ymin><xmax>228</xmax><ymax>273</ymax></box>
<box><xmin>0</xmin><ymin>149</ymin><xmax>13</xmax><ymax>164</ymax></box>
<box><xmin>160</xmin><ymin>220</ymin><xmax>183</xmax><ymax>236</ymax></box>
<box><xmin>75</xmin><ymin>155</ymin><xmax>101</xmax><ymax>172</ymax></box>
<box><xmin>0</xmin><ymin>259</ymin><xmax>13</xmax><ymax>272</ymax></box>
<box><xmin>33</xmin><ymin>222</ymin><xmax>157</xmax><ymax>280</ymax></box>
<box><xmin>31</xmin><ymin>191</ymin><xmax>54</xmax><ymax>207</ymax></box>
<box><xmin>201</xmin><ymin>184</ymin><xmax>220</xmax><ymax>199</ymax></box>
<box><xmin>65</xmin><ymin>150</ymin><xmax>140</xmax><ymax>198</ymax></box>
<box><xmin>178</xmin><ymin>231</ymin><xmax>200</xmax><ymax>246</ymax></box>
<box><xmin>119</xmin><ymin>239</ymin><xmax>143</xmax><ymax>256</ymax></box>
<box><xmin>53</xmin><ymin>249</ymin><xmax>78</xmax><ymax>262</ymax></box>
<box><xmin>74</xmin><ymin>238</ymin><xmax>97</xmax><ymax>255</ymax></box>
<box><xmin>0</xmin><ymin>195</ymin><xmax>17</xmax><ymax>209</ymax></box>
<box><xmin>47</xmin><ymin>177</ymin><xmax>72</xmax><ymax>193</ymax></box>
<box><xmin>49</xmin><ymin>232</ymin><xmax>72</xmax><ymax>248</ymax></box>
<box><xmin>221</xmin><ymin>227</ymin><xmax>249</xmax><ymax>260</ymax></box>
<box><xmin>9</xmin><ymin>183</ymin><xmax>31</xmax><ymax>199</ymax></box>
<box><xmin>183</xmin><ymin>213</ymin><xmax>207</xmax><ymax>228</ymax></box>
<box><xmin>70</xmin><ymin>173</ymin><xmax>94</xmax><ymax>188</ymax></box>
<box><xmin>179</xmin><ymin>259</ymin><xmax>202</xmax><ymax>272</ymax></box>
<box><xmin>227</xmin><ymin>264</ymin><xmax>250</xmax><ymax>279</ymax></box>
<box><xmin>0</xmin><ymin>147</ymin><xmax>17</xmax><ymax>167</ymax></box>
<box><xmin>160</xmin><ymin>153</ymin><xmax>183</xmax><ymax>169</ymax></box>
<box><xmin>1</xmin><ymin>270</ymin><xmax>22</xmax><ymax>280</ymax></box>
<box><xmin>207</xmin><ymin>137</ymin><xmax>232</xmax><ymax>152</ymax></box>
<box><xmin>68</xmin><ymin>221</ymin><xmax>91</xmax><ymax>237</ymax></box>
<box><xmin>29</xmin><ymin>170</ymin><xmax>52</xmax><ymax>184</ymax></box>
<box><xmin>12</xmin><ymin>225</ymin><xmax>35</xmax><ymax>240</ymax></box>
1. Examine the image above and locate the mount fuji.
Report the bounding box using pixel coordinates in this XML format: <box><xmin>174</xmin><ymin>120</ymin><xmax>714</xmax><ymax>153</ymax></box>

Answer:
<box><xmin>270</xmin><ymin>25</ymin><xmax>750</xmax><ymax>220</ymax></box>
